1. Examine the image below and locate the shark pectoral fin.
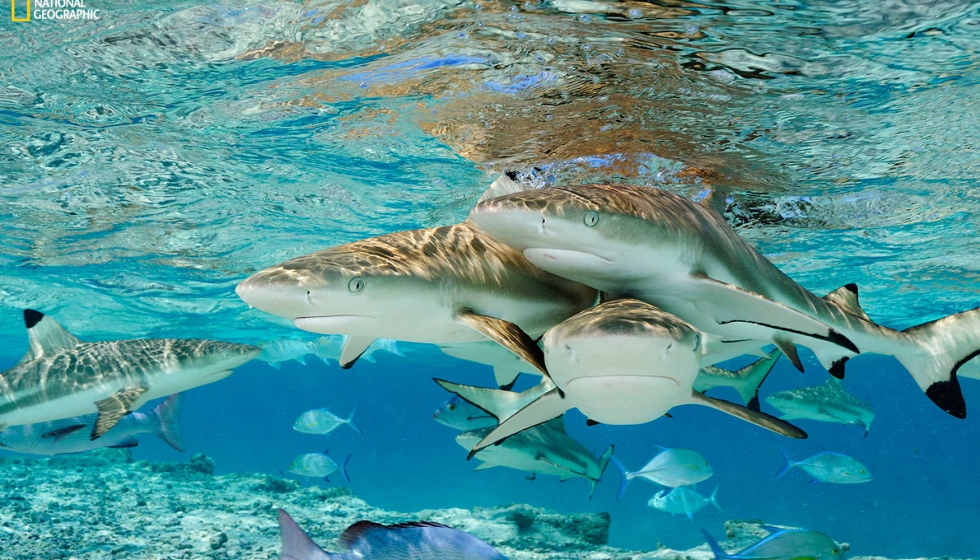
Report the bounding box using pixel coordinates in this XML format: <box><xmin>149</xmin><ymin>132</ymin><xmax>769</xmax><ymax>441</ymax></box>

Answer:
<box><xmin>456</xmin><ymin>310</ymin><xmax>549</xmax><ymax>378</ymax></box>
<box><xmin>339</xmin><ymin>336</ymin><xmax>375</xmax><ymax>369</ymax></box>
<box><xmin>493</xmin><ymin>367</ymin><xmax>522</xmax><ymax>391</ymax></box>
<box><xmin>92</xmin><ymin>386</ymin><xmax>147</xmax><ymax>441</ymax></box>
<box><xmin>467</xmin><ymin>388</ymin><xmax>570</xmax><ymax>460</ymax></box>
<box><xmin>772</xmin><ymin>336</ymin><xmax>803</xmax><ymax>372</ymax></box>
<box><xmin>687</xmin><ymin>274</ymin><xmax>859</xmax><ymax>355</ymax></box>
<box><xmin>41</xmin><ymin>424</ymin><xmax>87</xmax><ymax>442</ymax></box>
<box><xmin>690</xmin><ymin>391</ymin><xmax>807</xmax><ymax>440</ymax></box>
<box><xmin>434</xmin><ymin>377</ymin><xmax>555</xmax><ymax>423</ymax></box>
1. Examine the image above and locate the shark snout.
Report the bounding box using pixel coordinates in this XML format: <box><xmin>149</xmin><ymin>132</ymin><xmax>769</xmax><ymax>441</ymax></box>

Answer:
<box><xmin>236</xmin><ymin>271</ymin><xmax>317</xmax><ymax>320</ymax></box>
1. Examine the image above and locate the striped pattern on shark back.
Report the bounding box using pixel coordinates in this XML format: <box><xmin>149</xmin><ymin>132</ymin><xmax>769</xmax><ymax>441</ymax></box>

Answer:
<box><xmin>258</xmin><ymin>222</ymin><xmax>569</xmax><ymax>289</ymax></box>
<box><xmin>547</xmin><ymin>298</ymin><xmax>699</xmax><ymax>341</ymax></box>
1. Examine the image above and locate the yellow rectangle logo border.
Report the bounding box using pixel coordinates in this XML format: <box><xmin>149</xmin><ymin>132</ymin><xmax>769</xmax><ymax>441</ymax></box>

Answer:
<box><xmin>11</xmin><ymin>0</ymin><xmax>30</xmax><ymax>22</ymax></box>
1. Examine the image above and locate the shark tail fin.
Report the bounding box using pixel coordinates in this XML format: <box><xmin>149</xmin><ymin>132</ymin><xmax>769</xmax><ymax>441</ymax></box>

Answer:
<box><xmin>277</xmin><ymin>509</ymin><xmax>333</xmax><ymax>560</ymax></box>
<box><xmin>708</xmin><ymin>485</ymin><xmax>723</xmax><ymax>513</ymax></box>
<box><xmin>776</xmin><ymin>447</ymin><xmax>796</xmax><ymax>479</ymax></box>
<box><xmin>493</xmin><ymin>367</ymin><xmax>522</xmax><ymax>391</ymax></box>
<box><xmin>734</xmin><ymin>349</ymin><xmax>783</xmax><ymax>411</ymax></box>
<box><xmin>892</xmin><ymin>308</ymin><xmax>980</xmax><ymax>419</ymax></box>
<box><xmin>610</xmin><ymin>455</ymin><xmax>630</xmax><ymax>501</ymax></box>
<box><xmin>700</xmin><ymin>529</ymin><xmax>731</xmax><ymax>560</ymax></box>
<box><xmin>378</xmin><ymin>338</ymin><xmax>404</xmax><ymax>357</ymax></box>
<box><xmin>151</xmin><ymin>394</ymin><xmax>185</xmax><ymax>452</ymax></box>
<box><xmin>590</xmin><ymin>445</ymin><xmax>614</xmax><ymax>501</ymax></box>
<box><xmin>345</xmin><ymin>406</ymin><xmax>363</xmax><ymax>435</ymax></box>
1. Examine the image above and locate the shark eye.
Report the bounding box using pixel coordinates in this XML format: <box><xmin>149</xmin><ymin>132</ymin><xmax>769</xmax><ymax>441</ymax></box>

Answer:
<box><xmin>448</xmin><ymin>404</ymin><xmax>456</xmax><ymax>411</ymax></box>
<box><xmin>583</xmin><ymin>210</ymin><xmax>599</xmax><ymax>227</ymax></box>
<box><xmin>348</xmin><ymin>277</ymin><xmax>365</xmax><ymax>295</ymax></box>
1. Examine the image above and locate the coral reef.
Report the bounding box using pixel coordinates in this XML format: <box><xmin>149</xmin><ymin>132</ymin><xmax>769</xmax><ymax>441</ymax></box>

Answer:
<box><xmin>0</xmin><ymin>451</ymin><xmax>965</xmax><ymax>559</ymax></box>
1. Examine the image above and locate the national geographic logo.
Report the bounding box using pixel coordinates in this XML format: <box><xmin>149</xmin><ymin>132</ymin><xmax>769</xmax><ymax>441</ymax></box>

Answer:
<box><xmin>11</xmin><ymin>0</ymin><xmax>102</xmax><ymax>21</ymax></box>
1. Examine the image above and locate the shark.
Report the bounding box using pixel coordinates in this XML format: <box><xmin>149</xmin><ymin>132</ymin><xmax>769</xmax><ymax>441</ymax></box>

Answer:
<box><xmin>0</xmin><ymin>310</ymin><xmax>260</xmax><ymax>440</ymax></box>
<box><xmin>437</xmin><ymin>385</ymin><xmax>612</xmax><ymax>497</ymax></box>
<box><xmin>456</xmin><ymin>418</ymin><xmax>613</xmax><ymax>499</ymax></box>
<box><xmin>236</xmin><ymin>177</ymin><xmax>597</xmax><ymax>387</ymax></box>
<box><xmin>694</xmin><ymin>348</ymin><xmax>783</xmax><ymax>411</ymax></box>
<box><xmin>437</xmin><ymin>299</ymin><xmax>806</xmax><ymax>458</ymax></box>
<box><xmin>766</xmin><ymin>378</ymin><xmax>875</xmax><ymax>435</ymax></box>
<box><xmin>467</xmin><ymin>182</ymin><xmax>980</xmax><ymax>418</ymax></box>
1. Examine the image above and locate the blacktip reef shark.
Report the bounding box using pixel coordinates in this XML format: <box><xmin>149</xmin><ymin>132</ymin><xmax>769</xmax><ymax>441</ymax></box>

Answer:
<box><xmin>456</xmin><ymin>419</ymin><xmax>612</xmax><ymax>499</ymax></box>
<box><xmin>0</xmin><ymin>310</ymin><xmax>260</xmax><ymax>440</ymax></box>
<box><xmin>236</xmin><ymin>176</ymin><xmax>597</xmax><ymax>388</ymax></box>
<box><xmin>437</xmin><ymin>299</ymin><xmax>806</xmax><ymax>458</ymax></box>
<box><xmin>443</xmin><ymin>387</ymin><xmax>613</xmax><ymax>498</ymax></box>
<box><xmin>766</xmin><ymin>377</ymin><xmax>875</xmax><ymax>435</ymax></box>
<box><xmin>467</xmin><ymin>182</ymin><xmax>979</xmax><ymax>418</ymax></box>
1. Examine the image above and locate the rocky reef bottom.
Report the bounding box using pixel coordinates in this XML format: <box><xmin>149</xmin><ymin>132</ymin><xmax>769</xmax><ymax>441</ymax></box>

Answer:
<box><xmin>0</xmin><ymin>450</ymin><xmax>963</xmax><ymax>559</ymax></box>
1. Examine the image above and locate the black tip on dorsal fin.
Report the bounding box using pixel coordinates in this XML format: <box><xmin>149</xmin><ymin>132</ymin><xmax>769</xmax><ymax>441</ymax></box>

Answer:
<box><xmin>24</xmin><ymin>309</ymin><xmax>44</xmax><ymax>329</ymax></box>
<box><xmin>505</xmin><ymin>170</ymin><xmax>519</xmax><ymax>181</ymax></box>
<box><xmin>843</xmin><ymin>283</ymin><xmax>858</xmax><ymax>295</ymax></box>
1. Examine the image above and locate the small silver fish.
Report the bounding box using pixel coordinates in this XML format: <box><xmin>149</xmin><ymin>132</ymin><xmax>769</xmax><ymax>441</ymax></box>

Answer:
<box><xmin>293</xmin><ymin>407</ymin><xmax>362</xmax><ymax>435</ymax></box>
<box><xmin>259</xmin><ymin>339</ymin><xmax>314</xmax><ymax>369</ymax></box>
<box><xmin>0</xmin><ymin>394</ymin><xmax>183</xmax><ymax>455</ymax></box>
<box><xmin>287</xmin><ymin>451</ymin><xmax>351</xmax><ymax>482</ymax></box>
<box><xmin>433</xmin><ymin>396</ymin><xmax>496</xmax><ymax>431</ymax></box>
<box><xmin>648</xmin><ymin>486</ymin><xmax>722</xmax><ymax>520</ymax></box>
<box><xmin>611</xmin><ymin>445</ymin><xmax>713</xmax><ymax>500</ymax></box>
<box><xmin>702</xmin><ymin>525</ymin><xmax>846</xmax><ymax>559</ymax></box>
<box><xmin>777</xmin><ymin>449</ymin><xmax>871</xmax><ymax>484</ymax></box>
<box><xmin>277</xmin><ymin>509</ymin><xmax>508</xmax><ymax>560</ymax></box>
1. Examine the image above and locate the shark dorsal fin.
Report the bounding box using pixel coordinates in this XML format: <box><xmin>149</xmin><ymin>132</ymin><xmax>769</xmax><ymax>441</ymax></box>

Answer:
<box><xmin>822</xmin><ymin>284</ymin><xmax>871</xmax><ymax>321</ymax></box>
<box><xmin>542</xmin><ymin>416</ymin><xmax>567</xmax><ymax>434</ymax></box>
<box><xmin>465</xmin><ymin>173</ymin><xmax>531</xmax><ymax>223</ymax></box>
<box><xmin>23</xmin><ymin>310</ymin><xmax>80</xmax><ymax>360</ymax></box>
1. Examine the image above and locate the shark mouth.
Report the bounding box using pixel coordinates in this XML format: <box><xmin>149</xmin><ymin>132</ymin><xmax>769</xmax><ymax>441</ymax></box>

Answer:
<box><xmin>294</xmin><ymin>315</ymin><xmax>377</xmax><ymax>333</ymax></box>
<box><xmin>523</xmin><ymin>248</ymin><xmax>614</xmax><ymax>271</ymax></box>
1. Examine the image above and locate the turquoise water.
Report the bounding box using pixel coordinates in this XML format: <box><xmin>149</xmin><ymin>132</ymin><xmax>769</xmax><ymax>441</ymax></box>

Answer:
<box><xmin>2</xmin><ymin>0</ymin><xmax>980</xmax><ymax>557</ymax></box>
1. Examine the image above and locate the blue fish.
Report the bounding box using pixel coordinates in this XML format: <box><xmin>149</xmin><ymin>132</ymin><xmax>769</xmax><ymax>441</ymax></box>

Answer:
<box><xmin>433</xmin><ymin>396</ymin><xmax>497</xmax><ymax>431</ymax></box>
<box><xmin>277</xmin><ymin>509</ymin><xmax>509</xmax><ymax>559</ymax></box>
<box><xmin>701</xmin><ymin>526</ymin><xmax>846</xmax><ymax>559</ymax></box>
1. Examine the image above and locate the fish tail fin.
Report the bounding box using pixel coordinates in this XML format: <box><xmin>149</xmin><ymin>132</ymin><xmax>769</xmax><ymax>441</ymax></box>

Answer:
<box><xmin>277</xmin><ymin>509</ymin><xmax>333</xmax><ymax>560</ymax></box>
<box><xmin>340</xmin><ymin>454</ymin><xmax>352</xmax><ymax>483</ymax></box>
<box><xmin>709</xmin><ymin>485</ymin><xmax>723</xmax><ymax>513</ymax></box>
<box><xmin>893</xmin><ymin>308</ymin><xmax>980</xmax><ymax>419</ymax></box>
<box><xmin>346</xmin><ymin>406</ymin><xmax>363</xmax><ymax>435</ymax></box>
<box><xmin>700</xmin><ymin>529</ymin><xmax>730</xmax><ymax>560</ymax></box>
<box><xmin>776</xmin><ymin>447</ymin><xmax>795</xmax><ymax>479</ymax></box>
<box><xmin>735</xmin><ymin>348</ymin><xmax>783</xmax><ymax>411</ymax></box>
<box><xmin>377</xmin><ymin>338</ymin><xmax>404</xmax><ymax>357</ymax></box>
<box><xmin>591</xmin><ymin>445</ymin><xmax>614</xmax><ymax>501</ymax></box>
<box><xmin>610</xmin><ymin>455</ymin><xmax>630</xmax><ymax>501</ymax></box>
<box><xmin>151</xmin><ymin>394</ymin><xmax>185</xmax><ymax>452</ymax></box>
